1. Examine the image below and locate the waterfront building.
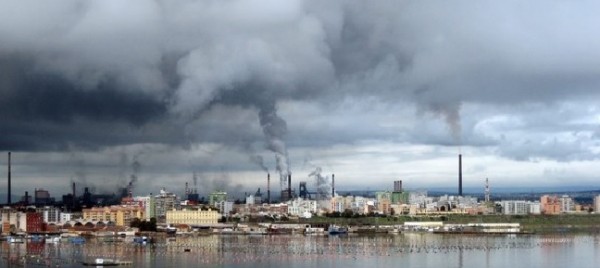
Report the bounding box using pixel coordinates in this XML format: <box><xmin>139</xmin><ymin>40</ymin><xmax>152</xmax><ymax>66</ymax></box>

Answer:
<box><xmin>594</xmin><ymin>195</ymin><xmax>600</xmax><ymax>213</ymax></box>
<box><xmin>287</xmin><ymin>198</ymin><xmax>317</xmax><ymax>217</ymax></box>
<box><xmin>60</xmin><ymin>212</ymin><xmax>82</xmax><ymax>223</ymax></box>
<box><xmin>166</xmin><ymin>208</ymin><xmax>221</xmax><ymax>226</ymax></box>
<box><xmin>26</xmin><ymin>212</ymin><xmax>44</xmax><ymax>233</ymax></box>
<box><xmin>330</xmin><ymin>196</ymin><xmax>345</xmax><ymax>212</ymax></box>
<box><xmin>155</xmin><ymin>188</ymin><xmax>178</xmax><ymax>222</ymax></box>
<box><xmin>409</xmin><ymin>191</ymin><xmax>431</xmax><ymax>208</ymax></box>
<box><xmin>36</xmin><ymin>206</ymin><xmax>61</xmax><ymax>223</ymax></box>
<box><xmin>540</xmin><ymin>195</ymin><xmax>561</xmax><ymax>214</ymax></box>
<box><xmin>216</xmin><ymin>201</ymin><xmax>234</xmax><ymax>216</ymax></box>
<box><xmin>528</xmin><ymin>202</ymin><xmax>541</xmax><ymax>214</ymax></box>
<box><xmin>82</xmin><ymin>205</ymin><xmax>144</xmax><ymax>226</ymax></box>
<box><xmin>499</xmin><ymin>200</ymin><xmax>529</xmax><ymax>215</ymax></box>
<box><xmin>134</xmin><ymin>195</ymin><xmax>156</xmax><ymax>220</ymax></box>
<box><xmin>1</xmin><ymin>209</ymin><xmax>25</xmax><ymax>233</ymax></box>
<box><xmin>559</xmin><ymin>195</ymin><xmax>575</xmax><ymax>213</ymax></box>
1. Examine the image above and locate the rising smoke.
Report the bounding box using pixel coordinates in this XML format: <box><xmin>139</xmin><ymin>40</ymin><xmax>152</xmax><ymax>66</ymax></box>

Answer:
<box><xmin>249</xmin><ymin>154</ymin><xmax>269</xmax><ymax>173</ymax></box>
<box><xmin>258</xmin><ymin>101</ymin><xmax>291</xmax><ymax>190</ymax></box>
<box><xmin>308</xmin><ymin>166</ymin><xmax>331</xmax><ymax>200</ymax></box>
<box><xmin>4</xmin><ymin>0</ymin><xmax>600</xmax><ymax>194</ymax></box>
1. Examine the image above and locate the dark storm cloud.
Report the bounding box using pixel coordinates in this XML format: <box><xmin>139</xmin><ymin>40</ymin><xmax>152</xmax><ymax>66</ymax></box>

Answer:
<box><xmin>2</xmin><ymin>0</ymin><xmax>600</xmax><ymax>163</ymax></box>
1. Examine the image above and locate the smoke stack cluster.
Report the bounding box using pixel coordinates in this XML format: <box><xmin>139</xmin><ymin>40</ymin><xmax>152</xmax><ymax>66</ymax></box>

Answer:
<box><xmin>7</xmin><ymin>152</ymin><xmax>11</xmax><ymax>205</ymax></box>
<box><xmin>458</xmin><ymin>154</ymin><xmax>463</xmax><ymax>196</ymax></box>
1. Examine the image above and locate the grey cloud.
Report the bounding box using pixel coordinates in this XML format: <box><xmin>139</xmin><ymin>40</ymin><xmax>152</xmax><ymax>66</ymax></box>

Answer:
<box><xmin>2</xmin><ymin>0</ymin><xmax>600</xmax><ymax>164</ymax></box>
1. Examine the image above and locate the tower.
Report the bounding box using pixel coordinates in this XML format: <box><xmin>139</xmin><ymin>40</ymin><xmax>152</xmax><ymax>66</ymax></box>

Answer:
<box><xmin>458</xmin><ymin>154</ymin><xmax>463</xmax><ymax>196</ymax></box>
<box><xmin>7</xmin><ymin>152</ymin><xmax>11</xmax><ymax>205</ymax></box>
<box><xmin>484</xmin><ymin>178</ymin><xmax>490</xmax><ymax>203</ymax></box>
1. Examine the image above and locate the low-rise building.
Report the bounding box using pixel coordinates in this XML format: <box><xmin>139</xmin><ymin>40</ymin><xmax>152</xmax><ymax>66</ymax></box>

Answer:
<box><xmin>288</xmin><ymin>198</ymin><xmax>317</xmax><ymax>217</ymax></box>
<box><xmin>82</xmin><ymin>206</ymin><xmax>144</xmax><ymax>226</ymax></box>
<box><xmin>166</xmin><ymin>208</ymin><xmax>221</xmax><ymax>225</ymax></box>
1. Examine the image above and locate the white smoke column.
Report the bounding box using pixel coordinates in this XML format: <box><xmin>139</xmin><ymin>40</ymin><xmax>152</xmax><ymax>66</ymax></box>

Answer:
<box><xmin>249</xmin><ymin>154</ymin><xmax>269</xmax><ymax>173</ymax></box>
<box><xmin>308</xmin><ymin>166</ymin><xmax>331</xmax><ymax>210</ymax></box>
<box><xmin>258</xmin><ymin>102</ymin><xmax>291</xmax><ymax>190</ymax></box>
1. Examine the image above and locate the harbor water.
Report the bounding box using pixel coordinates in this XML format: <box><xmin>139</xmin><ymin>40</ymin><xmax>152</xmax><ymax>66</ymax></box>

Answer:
<box><xmin>1</xmin><ymin>233</ymin><xmax>599</xmax><ymax>267</ymax></box>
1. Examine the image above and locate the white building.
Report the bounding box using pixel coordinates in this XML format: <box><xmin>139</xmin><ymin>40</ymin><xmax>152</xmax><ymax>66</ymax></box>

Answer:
<box><xmin>155</xmin><ymin>188</ymin><xmax>178</xmax><ymax>220</ymax></box>
<box><xmin>594</xmin><ymin>195</ymin><xmax>600</xmax><ymax>213</ymax></box>
<box><xmin>288</xmin><ymin>198</ymin><xmax>317</xmax><ymax>217</ymax></box>
<box><xmin>528</xmin><ymin>202</ymin><xmax>541</xmax><ymax>214</ymax></box>
<box><xmin>216</xmin><ymin>201</ymin><xmax>234</xmax><ymax>216</ymax></box>
<box><xmin>500</xmin><ymin>200</ymin><xmax>529</xmax><ymax>215</ymax></box>
<box><xmin>134</xmin><ymin>195</ymin><xmax>155</xmax><ymax>220</ymax></box>
<box><xmin>409</xmin><ymin>191</ymin><xmax>433</xmax><ymax>208</ymax></box>
<box><xmin>499</xmin><ymin>200</ymin><xmax>541</xmax><ymax>215</ymax></box>
<box><xmin>36</xmin><ymin>206</ymin><xmax>61</xmax><ymax>223</ymax></box>
<box><xmin>60</xmin><ymin>212</ymin><xmax>75</xmax><ymax>223</ymax></box>
<box><xmin>559</xmin><ymin>195</ymin><xmax>574</xmax><ymax>213</ymax></box>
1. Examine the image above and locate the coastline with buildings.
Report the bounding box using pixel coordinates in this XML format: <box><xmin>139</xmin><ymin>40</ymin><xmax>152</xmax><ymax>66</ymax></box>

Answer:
<box><xmin>2</xmin><ymin>178</ymin><xmax>600</xmax><ymax>238</ymax></box>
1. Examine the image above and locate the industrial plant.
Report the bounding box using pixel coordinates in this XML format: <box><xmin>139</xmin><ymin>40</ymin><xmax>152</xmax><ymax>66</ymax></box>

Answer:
<box><xmin>1</xmin><ymin>151</ymin><xmax>599</xmax><ymax>236</ymax></box>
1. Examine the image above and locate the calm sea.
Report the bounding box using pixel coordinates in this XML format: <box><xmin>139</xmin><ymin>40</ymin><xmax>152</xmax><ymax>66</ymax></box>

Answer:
<box><xmin>2</xmin><ymin>233</ymin><xmax>599</xmax><ymax>267</ymax></box>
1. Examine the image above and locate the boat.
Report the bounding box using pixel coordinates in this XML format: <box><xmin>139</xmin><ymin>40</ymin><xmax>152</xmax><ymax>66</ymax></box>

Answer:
<box><xmin>82</xmin><ymin>258</ymin><xmax>133</xmax><ymax>266</ymax></box>
<box><xmin>8</xmin><ymin>236</ymin><xmax>25</xmax><ymax>243</ymax></box>
<box><xmin>328</xmin><ymin>225</ymin><xmax>348</xmax><ymax>235</ymax></box>
<box><xmin>304</xmin><ymin>227</ymin><xmax>325</xmax><ymax>235</ymax></box>
<box><xmin>45</xmin><ymin>236</ymin><xmax>62</xmax><ymax>244</ymax></box>
<box><xmin>166</xmin><ymin>226</ymin><xmax>177</xmax><ymax>235</ymax></box>
<box><xmin>246</xmin><ymin>229</ymin><xmax>267</xmax><ymax>235</ymax></box>
<box><xmin>69</xmin><ymin>236</ymin><xmax>86</xmax><ymax>244</ymax></box>
<box><xmin>133</xmin><ymin>236</ymin><xmax>148</xmax><ymax>244</ymax></box>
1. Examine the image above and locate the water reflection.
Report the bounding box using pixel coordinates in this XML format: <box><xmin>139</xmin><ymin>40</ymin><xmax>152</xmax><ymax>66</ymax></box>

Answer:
<box><xmin>0</xmin><ymin>234</ymin><xmax>599</xmax><ymax>267</ymax></box>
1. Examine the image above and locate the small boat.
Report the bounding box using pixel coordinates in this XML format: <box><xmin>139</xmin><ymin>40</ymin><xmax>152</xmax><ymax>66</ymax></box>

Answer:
<box><xmin>82</xmin><ymin>258</ymin><xmax>133</xmax><ymax>266</ymax></box>
<box><xmin>69</xmin><ymin>237</ymin><xmax>86</xmax><ymax>244</ymax></box>
<box><xmin>8</xmin><ymin>236</ymin><xmax>25</xmax><ymax>243</ymax></box>
<box><xmin>133</xmin><ymin>236</ymin><xmax>148</xmax><ymax>244</ymax></box>
<box><xmin>304</xmin><ymin>226</ymin><xmax>325</xmax><ymax>235</ymax></box>
<box><xmin>328</xmin><ymin>225</ymin><xmax>348</xmax><ymax>235</ymax></box>
<box><xmin>45</xmin><ymin>236</ymin><xmax>62</xmax><ymax>244</ymax></box>
<box><xmin>166</xmin><ymin>226</ymin><xmax>177</xmax><ymax>235</ymax></box>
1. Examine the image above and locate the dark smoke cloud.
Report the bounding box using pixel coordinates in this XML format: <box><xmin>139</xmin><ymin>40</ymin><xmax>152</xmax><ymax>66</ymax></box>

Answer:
<box><xmin>2</xmin><ymin>0</ymin><xmax>600</xmax><ymax>168</ymax></box>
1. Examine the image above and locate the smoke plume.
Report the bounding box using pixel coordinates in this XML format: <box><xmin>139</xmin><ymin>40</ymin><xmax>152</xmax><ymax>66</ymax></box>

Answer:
<box><xmin>308</xmin><ymin>166</ymin><xmax>331</xmax><ymax>200</ymax></box>
<box><xmin>258</xmin><ymin>101</ymin><xmax>291</xmax><ymax>190</ymax></box>
<box><xmin>249</xmin><ymin>154</ymin><xmax>269</xmax><ymax>173</ymax></box>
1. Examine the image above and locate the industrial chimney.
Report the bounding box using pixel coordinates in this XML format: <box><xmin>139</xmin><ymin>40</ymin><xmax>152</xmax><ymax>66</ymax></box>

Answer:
<box><xmin>331</xmin><ymin>174</ymin><xmax>335</xmax><ymax>197</ymax></box>
<box><xmin>7</xmin><ymin>152</ymin><xmax>11</xmax><ymax>205</ymax></box>
<box><xmin>288</xmin><ymin>173</ymin><xmax>292</xmax><ymax>200</ymax></box>
<box><xmin>267</xmin><ymin>173</ymin><xmax>271</xmax><ymax>204</ymax></box>
<box><xmin>458</xmin><ymin>154</ymin><xmax>463</xmax><ymax>196</ymax></box>
<box><xmin>72</xmin><ymin>182</ymin><xmax>76</xmax><ymax>208</ymax></box>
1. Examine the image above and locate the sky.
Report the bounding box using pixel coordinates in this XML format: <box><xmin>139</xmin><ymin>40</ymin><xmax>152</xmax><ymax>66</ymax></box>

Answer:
<box><xmin>1</xmin><ymin>0</ymin><xmax>600</xmax><ymax>200</ymax></box>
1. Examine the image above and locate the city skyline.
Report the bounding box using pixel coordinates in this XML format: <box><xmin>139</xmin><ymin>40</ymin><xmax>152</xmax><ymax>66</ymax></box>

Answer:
<box><xmin>2</xmin><ymin>1</ymin><xmax>600</xmax><ymax>197</ymax></box>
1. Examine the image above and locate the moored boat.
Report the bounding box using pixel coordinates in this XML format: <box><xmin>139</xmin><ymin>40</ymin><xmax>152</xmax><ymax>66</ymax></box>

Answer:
<box><xmin>328</xmin><ymin>225</ymin><xmax>348</xmax><ymax>235</ymax></box>
<box><xmin>82</xmin><ymin>258</ymin><xmax>132</xmax><ymax>266</ymax></box>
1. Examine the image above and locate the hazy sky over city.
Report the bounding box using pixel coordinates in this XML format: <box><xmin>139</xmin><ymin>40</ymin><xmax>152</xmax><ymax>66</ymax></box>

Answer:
<box><xmin>1</xmin><ymin>0</ymin><xmax>600</xmax><ymax>199</ymax></box>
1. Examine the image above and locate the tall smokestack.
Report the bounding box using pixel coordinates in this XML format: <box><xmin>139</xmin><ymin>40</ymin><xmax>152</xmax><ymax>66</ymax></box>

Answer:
<box><xmin>7</xmin><ymin>152</ymin><xmax>11</xmax><ymax>205</ymax></box>
<box><xmin>331</xmin><ymin>174</ymin><xmax>335</xmax><ymax>197</ymax></box>
<box><xmin>458</xmin><ymin>154</ymin><xmax>463</xmax><ymax>196</ymax></box>
<box><xmin>288</xmin><ymin>173</ymin><xmax>292</xmax><ymax>200</ymax></box>
<box><xmin>72</xmin><ymin>182</ymin><xmax>76</xmax><ymax>208</ymax></box>
<box><xmin>267</xmin><ymin>173</ymin><xmax>271</xmax><ymax>203</ymax></box>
